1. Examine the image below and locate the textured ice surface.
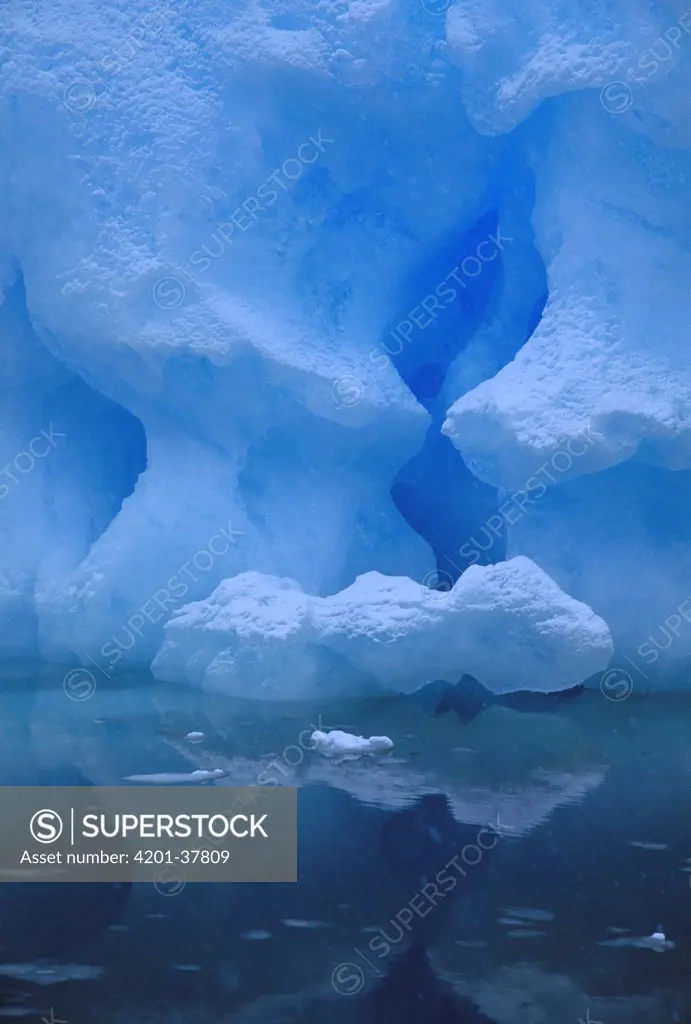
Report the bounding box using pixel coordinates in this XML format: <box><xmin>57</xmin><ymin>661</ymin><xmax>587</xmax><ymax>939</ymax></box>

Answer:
<box><xmin>310</xmin><ymin>730</ymin><xmax>394</xmax><ymax>759</ymax></box>
<box><xmin>4</xmin><ymin>0</ymin><xmax>480</xmax><ymax>661</ymax></box>
<box><xmin>1</xmin><ymin>0</ymin><xmax>689</xmax><ymax>690</ymax></box>
<box><xmin>151</xmin><ymin>556</ymin><xmax>613</xmax><ymax>696</ymax></box>
<box><xmin>506</xmin><ymin>461</ymin><xmax>691</xmax><ymax>684</ymax></box>
<box><xmin>444</xmin><ymin>98</ymin><xmax>691</xmax><ymax>490</ymax></box>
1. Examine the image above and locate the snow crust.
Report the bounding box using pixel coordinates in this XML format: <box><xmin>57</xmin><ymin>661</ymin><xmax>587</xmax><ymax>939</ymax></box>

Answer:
<box><xmin>151</xmin><ymin>557</ymin><xmax>613</xmax><ymax>697</ymax></box>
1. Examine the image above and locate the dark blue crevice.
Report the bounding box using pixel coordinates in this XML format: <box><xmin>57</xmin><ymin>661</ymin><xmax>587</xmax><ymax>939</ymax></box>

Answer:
<box><xmin>389</xmin><ymin>154</ymin><xmax>549</xmax><ymax>586</ymax></box>
<box><xmin>381</xmin><ymin>208</ymin><xmax>503</xmax><ymax>410</ymax></box>
<box><xmin>41</xmin><ymin>374</ymin><xmax>147</xmax><ymax>551</ymax></box>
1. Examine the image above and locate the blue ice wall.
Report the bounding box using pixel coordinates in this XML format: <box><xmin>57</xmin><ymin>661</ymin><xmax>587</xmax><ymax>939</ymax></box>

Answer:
<box><xmin>1</xmin><ymin>0</ymin><xmax>689</xmax><ymax>688</ymax></box>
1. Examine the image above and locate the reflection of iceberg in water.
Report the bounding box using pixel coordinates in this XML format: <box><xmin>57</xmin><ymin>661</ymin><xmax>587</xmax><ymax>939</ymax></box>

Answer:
<box><xmin>195</xmin><ymin>693</ymin><xmax>609</xmax><ymax>836</ymax></box>
<box><xmin>0</xmin><ymin>670</ymin><xmax>689</xmax><ymax>1020</ymax></box>
<box><xmin>6</xmin><ymin>668</ymin><xmax>606</xmax><ymax>840</ymax></box>
<box><xmin>442</xmin><ymin>963</ymin><xmax>661</xmax><ymax>1024</ymax></box>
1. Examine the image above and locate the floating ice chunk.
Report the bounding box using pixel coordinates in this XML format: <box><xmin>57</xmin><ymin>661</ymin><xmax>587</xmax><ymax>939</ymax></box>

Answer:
<box><xmin>280</xmin><ymin>920</ymin><xmax>331</xmax><ymax>930</ymax></box>
<box><xmin>504</xmin><ymin>907</ymin><xmax>555</xmax><ymax>922</ymax></box>
<box><xmin>0</xmin><ymin>962</ymin><xmax>103</xmax><ymax>985</ymax></box>
<box><xmin>241</xmin><ymin>931</ymin><xmax>272</xmax><ymax>941</ymax></box>
<box><xmin>628</xmin><ymin>841</ymin><xmax>667</xmax><ymax>851</ymax></box>
<box><xmin>184</xmin><ymin>732</ymin><xmax>205</xmax><ymax>743</ymax></box>
<box><xmin>123</xmin><ymin>769</ymin><xmax>228</xmax><ymax>784</ymax></box>
<box><xmin>505</xmin><ymin>930</ymin><xmax>548</xmax><ymax>939</ymax></box>
<box><xmin>152</xmin><ymin>557</ymin><xmax>613</xmax><ymax>698</ymax></box>
<box><xmin>310</xmin><ymin>730</ymin><xmax>394</xmax><ymax>760</ymax></box>
<box><xmin>599</xmin><ymin>929</ymin><xmax>675</xmax><ymax>952</ymax></box>
<box><xmin>641</xmin><ymin>930</ymin><xmax>675</xmax><ymax>953</ymax></box>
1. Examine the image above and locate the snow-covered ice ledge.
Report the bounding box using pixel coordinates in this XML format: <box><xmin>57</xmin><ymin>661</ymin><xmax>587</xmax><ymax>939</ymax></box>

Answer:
<box><xmin>151</xmin><ymin>556</ymin><xmax>613</xmax><ymax>700</ymax></box>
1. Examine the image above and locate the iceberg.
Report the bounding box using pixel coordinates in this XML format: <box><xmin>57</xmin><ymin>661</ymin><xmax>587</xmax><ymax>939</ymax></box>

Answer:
<box><xmin>1</xmin><ymin>0</ymin><xmax>688</xmax><ymax>694</ymax></box>
<box><xmin>151</xmin><ymin>556</ymin><xmax>613</xmax><ymax>697</ymax></box>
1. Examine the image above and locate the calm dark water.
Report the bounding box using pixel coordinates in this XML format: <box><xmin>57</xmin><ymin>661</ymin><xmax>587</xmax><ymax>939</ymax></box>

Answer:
<box><xmin>0</xmin><ymin>661</ymin><xmax>690</xmax><ymax>1023</ymax></box>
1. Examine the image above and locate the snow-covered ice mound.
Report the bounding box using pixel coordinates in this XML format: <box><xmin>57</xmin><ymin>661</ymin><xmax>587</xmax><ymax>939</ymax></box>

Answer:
<box><xmin>310</xmin><ymin>730</ymin><xmax>394</xmax><ymax>760</ymax></box>
<box><xmin>151</xmin><ymin>556</ymin><xmax>613</xmax><ymax>698</ymax></box>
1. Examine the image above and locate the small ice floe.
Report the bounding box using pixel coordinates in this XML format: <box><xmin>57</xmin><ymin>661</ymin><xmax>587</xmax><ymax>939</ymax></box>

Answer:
<box><xmin>280</xmin><ymin>919</ymin><xmax>331</xmax><ymax>929</ymax></box>
<box><xmin>310</xmin><ymin>730</ymin><xmax>394</xmax><ymax>760</ymax></box>
<box><xmin>605</xmin><ymin>926</ymin><xmax>630</xmax><ymax>935</ymax></box>
<box><xmin>628</xmin><ymin>841</ymin><xmax>668</xmax><ymax>851</ymax></box>
<box><xmin>172</xmin><ymin>965</ymin><xmax>202</xmax><ymax>972</ymax></box>
<box><xmin>0</xmin><ymin>1009</ymin><xmax>36</xmax><ymax>1017</ymax></box>
<box><xmin>241</xmin><ymin>930</ymin><xmax>272</xmax><ymax>941</ymax></box>
<box><xmin>145</xmin><ymin>913</ymin><xmax>168</xmax><ymax>920</ymax></box>
<box><xmin>599</xmin><ymin>927</ymin><xmax>675</xmax><ymax>952</ymax></box>
<box><xmin>123</xmin><ymin>769</ymin><xmax>228</xmax><ymax>784</ymax></box>
<box><xmin>503</xmin><ymin>907</ymin><xmax>555</xmax><ymax>923</ymax></box>
<box><xmin>505</xmin><ymin>930</ymin><xmax>548</xmax><ymax>939</ymax></box>
<box><xmin>0</xmin><ymin>963</ymin><xmax>103</xmax><ymax>985</ymax></box>
<box><xmin>185</xmin><ymin>731</ymin><xmax>205</xmax><ymax>743</ymax></box>
<box><xmin>454</xmin><ymin>940</ymin><xmax>488</xmax><ymax>948</ymax></box>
